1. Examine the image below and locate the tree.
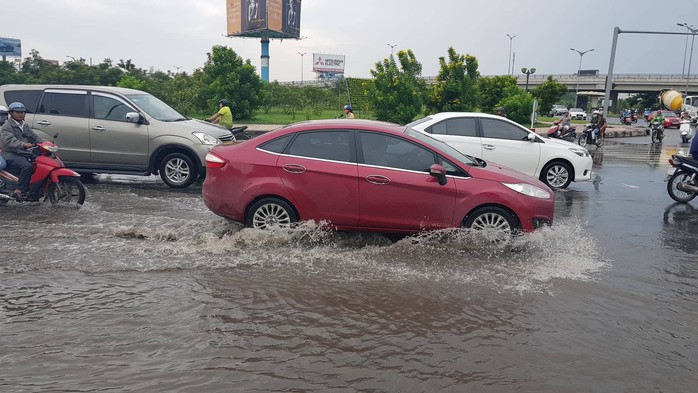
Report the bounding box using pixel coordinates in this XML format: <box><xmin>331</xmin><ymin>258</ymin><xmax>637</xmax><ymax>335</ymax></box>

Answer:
<box><xmin>201</xmin><ymin>46</ymin><xmax>264</xmax><ymax>120</ymax></box>
<box><xmin>369</xmin><ymin>49</ymin><xmax>426</xmax><ymax>124</ymax></box>
<box><xmin>532</xmin><ymin>76</ymin><xmax>568</xmax><ymax>115</ymax></box>
<box><xmin>496</xmin><ymin>85</ymin><xmax>534</xmax><ymax>125</ymax></box>
<box><xmin>0</xmin><ymin>60</ymin><xmax>24</xmax><ymax>85</ymax></box>
<box><xmin>477</xmin><ymin>75</ymin><xmax>519</xmax><ymax>113</ymax></box>
<box><xmin>427</xmin><ymin>47</ymin><xmax>479</xmax><ymax>113</ymax></box>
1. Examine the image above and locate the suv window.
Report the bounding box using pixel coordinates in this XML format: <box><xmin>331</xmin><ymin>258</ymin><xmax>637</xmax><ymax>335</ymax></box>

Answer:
<box><xmin>428</xmin><ymin>118</ymin><xmax>478</xmax><ymax>137</ymax></box>
<box><xmin>480</xmin><ymin>118</ymin><xmax>529</xmax><ymax>141</ymax></box>
<box><xmin>37</xmin><ymin>90</ymin><xmax>88</xmax><ymax>117</ymax></box>
<box><xmin>360</xmin><ymin>131</ymin><xmax>435</xmax><ymax>172</ymax></box>
<box><xmin>287</xmin><ymin>130</ymin><xmax>352</xmax><ymax>162</ymax></box>
<box><xmin>92</xmin><ymin>93</ymin><xmax>135</xmax><ymax>121</ymax></box>
<box><xmin>4</xmin><ymin>90</ymin><xmax>43</xmax><ymax>113</ymax></box>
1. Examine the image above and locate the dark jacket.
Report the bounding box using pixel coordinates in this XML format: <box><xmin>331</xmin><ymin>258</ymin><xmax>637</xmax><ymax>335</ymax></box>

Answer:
<box><xmin>0</xmin><ymin>117</ymin><xmax>44</xmax><ymax>159</ymax></box>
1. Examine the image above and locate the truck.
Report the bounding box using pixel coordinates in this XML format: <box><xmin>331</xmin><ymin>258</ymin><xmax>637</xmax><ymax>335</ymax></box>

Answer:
<box><xmin>659</xmin><ymin>89</ymin><xmax>698</xmax><ymax>117</ymax></box>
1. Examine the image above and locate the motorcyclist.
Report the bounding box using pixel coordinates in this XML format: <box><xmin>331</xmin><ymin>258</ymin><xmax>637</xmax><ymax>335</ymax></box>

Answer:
<box><xmin>496</xmin><ymin>106</ymin><xmax>507</xmax><ymax>118</ymax></box>
<box><xmin>650</xmin><ymin>110</ymin><xmax>665</xmax><ymax>133</ymax></box>
<box><xmin>343</xmin><ymin>104</ymin><xmax>355</xmax><ymax>119</ymax></box>
<box><xmin>207</xmin><ymin>99</ymin><xmax>233</xmax><ymax>128</ymax></box>
<box><xmin>559</xmin><ymin>108</ymin><xmax>571</xmax><ymax>135</ymax></box>
<box><xmin>589</xmin><ymin>110</ymin><xmax>606</xmax><ymax>141</ymax></box>
<box><xmin>0</xmin><ymin>102</ymin><xmax>45</xmax><ymax>201</ymax></box>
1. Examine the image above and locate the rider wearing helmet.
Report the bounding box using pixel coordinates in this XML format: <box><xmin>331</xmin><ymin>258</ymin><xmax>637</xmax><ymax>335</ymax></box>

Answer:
<box><xmin>590</xmin><ymin>110</ymin><xmax>606</xmax><ymax>141</ymax></box>
<box><xmin>343</xmin><ymin>104</ymin><xmax>355</xmax><ymax>119</ymax></box>
<box><xmin>0</xmin><ymin>102</ymin><xmax>46</xmax><ymax>200</ymax></box>
<box><xmin>496</xmin><ymin>106</ymin><xmax>507</xmax><ymax>118</ymax></box>
<box><xmin>207</xmin><ymin>99</ymin><xmax>233</xmax><ymax>128</ymax></box>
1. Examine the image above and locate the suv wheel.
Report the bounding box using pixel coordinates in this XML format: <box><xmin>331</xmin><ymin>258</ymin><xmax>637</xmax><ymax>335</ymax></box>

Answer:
<box><xmin>159</xmin><ymin>152</ymin><xmax>198</xmax><ymax>188</ymax></box>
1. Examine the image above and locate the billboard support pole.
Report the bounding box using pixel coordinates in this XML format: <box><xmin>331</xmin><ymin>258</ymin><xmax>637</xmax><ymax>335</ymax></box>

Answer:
<box><xmin>261</xmin><ymin>30</ymin><xmax>270</xmax><ymax>82</ymax></box>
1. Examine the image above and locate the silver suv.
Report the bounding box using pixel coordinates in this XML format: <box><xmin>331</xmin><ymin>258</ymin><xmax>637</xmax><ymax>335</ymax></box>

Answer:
<box><xmin>0</xmin><ymin>84</ymin><xmax>234</xmax><ymax>188</ymax></box>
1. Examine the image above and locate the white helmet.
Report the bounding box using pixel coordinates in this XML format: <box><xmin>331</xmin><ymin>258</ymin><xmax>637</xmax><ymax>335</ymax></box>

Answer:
<box><xmin>592</xmin><ymin>110</ymin><xmax>600</xmax><ymax>115</ymax></box>
<box><xmin>0</xmin><ymin>105</ymin><xmax>7</xmax><ymax>114</ymax></box>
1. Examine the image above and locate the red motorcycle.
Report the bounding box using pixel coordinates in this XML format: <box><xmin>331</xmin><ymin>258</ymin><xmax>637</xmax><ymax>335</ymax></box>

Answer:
<box><xmin>0</xmin><ymin>140</ymin><xmax>86</xmax><ymax>206</ymax></box>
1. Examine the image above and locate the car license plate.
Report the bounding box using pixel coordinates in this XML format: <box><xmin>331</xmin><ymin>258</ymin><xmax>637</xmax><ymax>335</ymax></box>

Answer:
<box><xmin>667</xmin><ymin>167</ymin><xmax>677</xmax><ymax>176</ymax></box>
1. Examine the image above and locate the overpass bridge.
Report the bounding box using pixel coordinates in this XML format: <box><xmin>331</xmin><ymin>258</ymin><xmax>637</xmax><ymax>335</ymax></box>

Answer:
<box><xmin>510</xmin><ymin>73</ymin><xmax>698</xmax><ymax>111</ymax></box>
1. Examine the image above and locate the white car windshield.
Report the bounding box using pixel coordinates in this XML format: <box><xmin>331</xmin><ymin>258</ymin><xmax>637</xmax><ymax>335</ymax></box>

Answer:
<box><xmin>126</xmin><ymin>94</ymin><xmax>188</xmax><ymax>122</ymax></box>
<box><xmin>570</xmin><ymin>108</ymin><xmax>583</xmax><ymax>112</ymax></box>
<box><xmin>405</xmin><ymin>128</ymin><xmax>482</xmax><ymax>167</ymax></box>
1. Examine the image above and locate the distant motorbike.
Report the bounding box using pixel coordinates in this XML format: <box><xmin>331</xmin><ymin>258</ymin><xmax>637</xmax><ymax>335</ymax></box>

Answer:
<box><xmin>666</xmin><ymin>154</ymin><xmax>698</xmax><ymax>203</ymax></box>
<box><xmin>229</xmin><ymin>125</ymin><xmax>251</xmax><ymax>141</ymax></box>
<box><xmin>203</xmin><ymin>119</ymin><xmax>251</xmax><ymax>141</ymax></box>
<box><xmin>621</xmin><ymin>113</ymin><xmax>633</xmax><ymax>125</ymax></box>
<box><xmin>680</xmin><ymin>118</ymin><xmax>694</xmax><ymax>143</ymax></box>
<box><xmin>632</xmin><ymin>113</ymin><xmax>639</xmax><ymax>123</ymax></box>
<box><xmin>546</xmin><ymin>121</ymin><xmax>577</xmax><ymax>142</ymax></box>
<box><xmin>578</xmin><ymin>124</ymin><xmax>604</xmax><ymax>147</ymax></box>
<box><xmin>650</xmin><ymin>121</ymin><xmax>664</xmax><ymax>143</ymax></box>
<box><xmin>0</xmin><ymin>139</ymin><xmax>86</xmax><ymax>206</ymax></box>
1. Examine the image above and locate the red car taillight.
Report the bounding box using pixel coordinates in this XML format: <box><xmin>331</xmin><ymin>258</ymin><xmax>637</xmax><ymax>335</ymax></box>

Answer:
<box><xmin>205</xmin><ymin>152</ymin><xmax>227</xmax><ymax>169</ymax></box>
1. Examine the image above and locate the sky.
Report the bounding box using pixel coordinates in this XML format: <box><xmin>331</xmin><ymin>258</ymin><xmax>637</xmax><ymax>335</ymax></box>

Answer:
<box><xmin>3</xmin><ymin>0</ymin><xmax>698</xmax><ymax>82</ymax></box>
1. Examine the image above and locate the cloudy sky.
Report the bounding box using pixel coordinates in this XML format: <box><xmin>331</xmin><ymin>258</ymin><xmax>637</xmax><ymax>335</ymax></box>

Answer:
<box><xmin>3</xmin><ymin>0</ymin><xmax>698</xmax><ymax>82</ymax></box>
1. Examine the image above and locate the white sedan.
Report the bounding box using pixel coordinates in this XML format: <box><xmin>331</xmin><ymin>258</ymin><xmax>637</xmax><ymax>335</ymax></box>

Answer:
<box><xmin>407</xmin><ymin>112</ymin><xmax>593</xmax><ymax>189</ymax></box>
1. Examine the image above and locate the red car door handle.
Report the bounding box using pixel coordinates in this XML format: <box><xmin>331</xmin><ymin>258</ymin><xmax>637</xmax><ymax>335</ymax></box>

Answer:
<box><xmin>283</xmin><ymin>164</ymin><xmax>306</xmax><ymax>174</ymax></box>
<box><xmin>365</xmin><ymin>175</ymin><xmax>390</xmax><ymax>185</ymax></box>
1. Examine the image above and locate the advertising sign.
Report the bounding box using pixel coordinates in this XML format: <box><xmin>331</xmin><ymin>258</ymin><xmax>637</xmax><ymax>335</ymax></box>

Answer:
<box><xmin>242</xmin><ymin>0</ymin><xmax>268</xmax><ymax>32</ymax></box>
<box><xmin>0</xmin><ymin>37</ymin><xmax>21</xmax><ymax>58</ymax></box>
<box><xmin>312</xmin><ymin>53</ymin><xmax>345</xmax><ymax>74</ymax></box>
<box><xmin>227</xmin><ymin>0</ymin><xmax>301</xmax><ymax>38</ymax></box>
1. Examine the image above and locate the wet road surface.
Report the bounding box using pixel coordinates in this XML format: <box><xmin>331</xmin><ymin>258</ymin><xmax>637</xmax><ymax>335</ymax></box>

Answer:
<box><xmin>1</xmin><ymin>132</ymin><xmax>697</xmax><ymax>392</ymax></box>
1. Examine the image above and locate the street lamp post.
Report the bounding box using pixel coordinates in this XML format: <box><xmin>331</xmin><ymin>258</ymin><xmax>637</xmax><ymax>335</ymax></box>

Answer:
<box><xmin>570</xmin><ymin>47</ymin><xmax>595</xmax><ymax>108</ymax></box>
<box><xmin>521</xmin><ymin>67</ymin><xmax>536</xmax><ymax>93</ymax></box>
<box><xmin>297</xmin><ymin>52</ymin><xmax>306</xmax><ymax>82</ymax></box>
<box><xmin>678</xmin><ymin>22</ymin><xmax>692</xmax><ymax>79</ymax></box>
<box><xmin>387</xmin><ymin>43</ymin><xmax>397</xmax><ymax>55</ymax></box>
<box><xmin>678</xmin><ymin>23</ymin><xmax>698</xmax><ymax>95</ymax></box>
<box><xmin>507</xmin><ymin>34</ymin><xmax>516</xmax><ymax>75</ymax></box>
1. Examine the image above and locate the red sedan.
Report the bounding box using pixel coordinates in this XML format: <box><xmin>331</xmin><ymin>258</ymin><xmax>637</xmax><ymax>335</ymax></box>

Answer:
<box><xmin>648</xmin><ymin>110</ymin><xmax>680</xmax><ymax>128</ymax></box>
<box><xmin>202</xmin><ymin>119</ymin><xmax>554</xmax><ymax>237</ymax></box>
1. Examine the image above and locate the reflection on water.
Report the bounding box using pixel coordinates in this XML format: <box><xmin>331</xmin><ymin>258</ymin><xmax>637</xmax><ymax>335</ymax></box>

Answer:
<box><xmin>662</xmin><ymin>202</ymin><xmax>698</xmax><ymax>254</ymax></box>
<box><xmin>648</xmin><ymin>143</ymin><xmax>662</xmax><ymax>168</ymax></box>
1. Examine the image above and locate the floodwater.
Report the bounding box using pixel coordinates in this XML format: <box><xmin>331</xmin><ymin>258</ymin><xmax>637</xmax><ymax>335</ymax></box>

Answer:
<box><xmin>1</xmin><ymin>137</ymin><xmax>697</xmax><ymax>392</ymax></box>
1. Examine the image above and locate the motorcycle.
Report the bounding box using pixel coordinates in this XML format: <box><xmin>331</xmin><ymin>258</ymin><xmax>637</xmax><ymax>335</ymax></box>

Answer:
<box><xmin>578</xmin><ymin>124</ymin><xmax>604</xmax><ymax>147</ymax></box>
<box><xmin>0</xmin><ymin>139</ymin><xmax>86</xmax><ymax>206</ymax></box>
<box><xmin>632</xmin><ymin>113</ymin><xmax>639</xmax><ymax>123</ymax></box>
<box><xmin>680</xmin><ymin>118</ymin><xmax>694</xmax><ymax>143</ymax></box>
<box><xmin>666</xmin><ymin>154</ymin><xmax>698</xmax><ymax>203</ymax></box>
<box><xmin>621</xmin><ymin>113</ymin><xmax>633</xmax><ymax>126</ymax></box>
<box><xmin>229</xmin><ymin>125</ymin><xmax>251</xmax><ymax>141</ymax></box>
<box><xmin>203</xmin><ymin>119</ymin><xmax>251</xmax><ymax>141</ymax></box>
<box><xmin>650</xmin><ymin>121</ymin><xmax>664</xmax><ymax>143</ymax></box>
<box><xmin>546</xmin><ymin>121</ymin><xmax>577</xmax><ymax>142</ymax></box>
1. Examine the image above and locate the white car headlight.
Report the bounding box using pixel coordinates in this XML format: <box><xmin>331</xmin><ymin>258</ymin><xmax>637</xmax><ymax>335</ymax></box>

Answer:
<box><xmin>193</xmin><ymin>132</ymin><xmax>220</xmax><ymax>145</ymax></box>
<box><xmin>501</xmin><ymin>182</ymin><xmax>551</xmax><ymax>199</ymax></box>
<box><xmin>569</xmin><ymin>147</ymin><xmax>590</xmax><ymax>157</ymax></box>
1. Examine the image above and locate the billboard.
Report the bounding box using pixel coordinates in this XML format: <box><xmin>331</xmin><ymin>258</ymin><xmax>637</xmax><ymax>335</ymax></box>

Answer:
<box><xmin>0</xmin><ymin>37</ymin><xmax>21</xmax><ymax>58</ymax></box>
<box><xmin>312</xmin><ymin>53</ymin><xmax>345</xmax><ymax>74</ymax></box>
<box><xmin>226</xmin><ymin>0</ymin><xmax>301</xmax><ymax>38</ymax></box>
